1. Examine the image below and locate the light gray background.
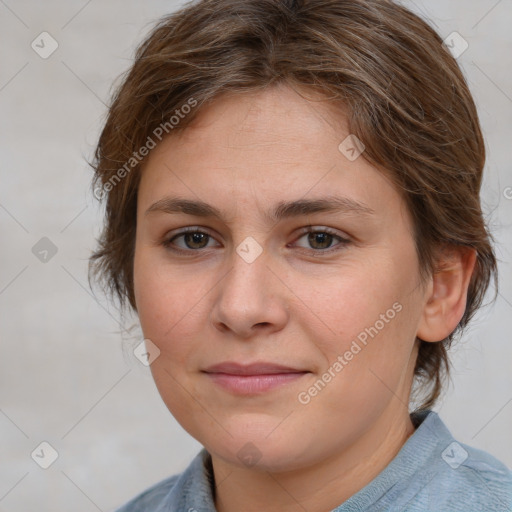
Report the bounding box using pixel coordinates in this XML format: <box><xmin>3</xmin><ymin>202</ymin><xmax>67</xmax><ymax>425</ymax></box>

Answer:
<box><xmin>1</xmin><ymin>1</ymin><xmax>511</xmax><ymax>511</ymax></box>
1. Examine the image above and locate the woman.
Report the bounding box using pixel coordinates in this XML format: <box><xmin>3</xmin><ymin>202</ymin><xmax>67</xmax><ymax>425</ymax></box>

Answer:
<box><xmin>89</xmin><ymin>0</ymin><xmax>512</xmax><ymax>510</ymax></box>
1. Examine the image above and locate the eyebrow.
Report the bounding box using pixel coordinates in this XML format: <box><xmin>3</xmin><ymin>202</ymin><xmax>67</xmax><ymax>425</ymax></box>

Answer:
<box><xmin>145</xmin><ymin>195</ymin><xmax>374</xmax><ymax>222</ymax></box>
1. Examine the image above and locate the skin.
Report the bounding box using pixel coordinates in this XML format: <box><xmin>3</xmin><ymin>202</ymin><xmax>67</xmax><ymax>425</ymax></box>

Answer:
<box><xmin>133</xmin><ymin>83</ymin><xmax>476</xmax><ymax>512</ymax></box>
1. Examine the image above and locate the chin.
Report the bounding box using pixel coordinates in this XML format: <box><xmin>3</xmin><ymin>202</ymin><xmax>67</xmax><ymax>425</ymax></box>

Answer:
<box><xmin>200</xmin><ymin>423</ymin><xmax>319</xmax><ymax>474</ymax></box>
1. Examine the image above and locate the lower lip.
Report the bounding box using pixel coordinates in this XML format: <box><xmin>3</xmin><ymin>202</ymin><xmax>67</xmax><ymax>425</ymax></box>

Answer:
<box><xmin>205</xmin><ymin>372</ymin><xmax>309</xmax><ymax>394</ymax></box>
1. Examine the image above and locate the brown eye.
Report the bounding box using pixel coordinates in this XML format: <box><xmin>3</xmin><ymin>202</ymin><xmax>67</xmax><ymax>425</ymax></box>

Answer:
<box><xmin>307</xmin><ymin>232</ymin><xmax>334</xmax><ymax>250</ymax></box>
<box><xmin>293</xmin><ymin>227</ymin><xmax>350</xmax><ymax>253</ymax></box>
<box><xmin>163</xmin><ymin>228</ymin><xmax>219</xmax><ymax>253</ymax></box>
<box><xmin>181</xmin><ymin>232</ymin><xmax>210</xmax><ymax>250</ymax></box>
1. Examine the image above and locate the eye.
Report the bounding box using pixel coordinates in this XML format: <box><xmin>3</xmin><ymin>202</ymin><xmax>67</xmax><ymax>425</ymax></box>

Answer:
<box><xmin>163</xmin><ymin>227</ymin><xmax>219</xmax><ymax>253</ymax></box>
<box><xmin>292</xmin><ymin>227</ymin><xmax>350</xmax><ymax>253</ymax></box>
<box><xmin>162</xmin><ymin>226</ymin><xmax>351</xmax><ymax>255</ymax></box>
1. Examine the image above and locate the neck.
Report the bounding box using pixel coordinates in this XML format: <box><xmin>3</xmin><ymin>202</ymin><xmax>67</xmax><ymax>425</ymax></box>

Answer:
<box><xmin>211</xmin><ymin>405</ymin><xmax>416</xmax><ymax>512</ymax></box>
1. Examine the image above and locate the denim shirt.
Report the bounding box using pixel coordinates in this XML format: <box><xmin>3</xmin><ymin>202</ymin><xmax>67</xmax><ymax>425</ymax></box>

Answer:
<box><xmin>114</xmin><ymin>410</ymin><xmax>512</xmax><ymax>511</ymax></box>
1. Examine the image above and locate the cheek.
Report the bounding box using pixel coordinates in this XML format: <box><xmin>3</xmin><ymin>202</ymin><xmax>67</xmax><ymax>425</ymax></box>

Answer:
<box><xmin>295</xmin><ymin>259</ymin><xmax>407</xmax><ymax>344</ymax></box>
<box><xmin>133</xmin><ymin>249</ymin><xmax>210</xmax><ymax>366</ymax></box>
<box><xmin>297</xmin><ymin>251</ymin><xmax>421</xmax><ymax>385</ymax></box>
<box><xmin>134</xmin><ymin>250</ymin><xmax>177</xmax><ymax>345</ymax></box>
<box><xmin>133</xmin><ymin>252</ymin><xmax>216</xmax><ymax>439</ymax></box>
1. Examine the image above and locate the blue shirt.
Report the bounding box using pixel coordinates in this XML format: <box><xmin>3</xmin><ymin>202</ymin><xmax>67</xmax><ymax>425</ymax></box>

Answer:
<box><xmin>114</xmin><ymin>410</ymin><xmax>512</xmax><ymax>511</ymax></box>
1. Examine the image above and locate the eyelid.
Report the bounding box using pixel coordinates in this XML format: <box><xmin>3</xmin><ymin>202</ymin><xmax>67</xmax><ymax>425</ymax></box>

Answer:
<box><xmin>167</xmin><ymin>225</ymin><xmax>216</xmax><ymax>238</ymax></box>
<box><xmin>294</xmin><ymin>225</ymin><xmax>349</xmax><ymax>239</ymax></box>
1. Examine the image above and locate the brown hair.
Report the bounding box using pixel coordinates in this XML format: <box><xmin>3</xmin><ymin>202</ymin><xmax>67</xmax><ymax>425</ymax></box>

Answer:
<box><xmin>89</xmin><ymin>0</ymin><xmax>497</xmax><ymax>410</ymax></box>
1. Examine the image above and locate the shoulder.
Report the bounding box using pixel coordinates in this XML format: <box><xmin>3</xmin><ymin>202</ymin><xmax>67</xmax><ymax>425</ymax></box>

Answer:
<box><xmin>113</xmin><ymin>473</ymin><xmax>181</xmax><ymax>512</ymax></box>
<box><xmin>410</xmin><ymin>411</ymin><xmax>512</xmax><ymax>511</ymax></box>
<box><xmin>428</xmin><ymin>440</ymin><xmax>512</xmax><ymax>511</ymax></box>
<box><xmin>111</xmin><ymin>448</ymin><xmax>215</xmax><ymax>512</ymax></box>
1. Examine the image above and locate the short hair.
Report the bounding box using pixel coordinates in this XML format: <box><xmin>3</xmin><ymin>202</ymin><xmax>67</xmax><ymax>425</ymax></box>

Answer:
<box><xmin>89</xmin><ymin>0</ymin><xmax>497</xmax><ymax>410</ymax></box>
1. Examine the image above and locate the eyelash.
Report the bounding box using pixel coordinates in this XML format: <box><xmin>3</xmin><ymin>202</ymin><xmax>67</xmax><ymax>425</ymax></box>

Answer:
<box><xmin>161</xmin><ymin>226</ymin><xmax>351</xmax><ymax>256</ymax></box>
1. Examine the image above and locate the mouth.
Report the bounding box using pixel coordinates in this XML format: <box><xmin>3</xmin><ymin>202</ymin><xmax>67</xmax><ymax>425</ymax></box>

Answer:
<box><xmin>202</xmin><ymin>362</ymin><xmax>311</xmax><ymax>394</ymax></box>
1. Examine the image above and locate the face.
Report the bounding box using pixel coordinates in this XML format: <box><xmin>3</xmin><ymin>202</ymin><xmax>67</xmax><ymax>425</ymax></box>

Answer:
<box><xmin>133</xmin><ymin>84</ymin><xmax>429</xmax><ymax>472</ymax></box>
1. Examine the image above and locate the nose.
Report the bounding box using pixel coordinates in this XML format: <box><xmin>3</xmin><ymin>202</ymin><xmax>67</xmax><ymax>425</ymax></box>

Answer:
<box><xmin>210</xmin><ymin>244</ymin><xmax>289</xmax><ymax>339</ymax></box>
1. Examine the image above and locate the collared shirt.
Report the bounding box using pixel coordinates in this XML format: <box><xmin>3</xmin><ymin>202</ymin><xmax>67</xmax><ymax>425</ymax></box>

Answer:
<box><xmin>114</xmin><ymin>410</ymin><xmax>512</xmax><ymax>511</ymax></box>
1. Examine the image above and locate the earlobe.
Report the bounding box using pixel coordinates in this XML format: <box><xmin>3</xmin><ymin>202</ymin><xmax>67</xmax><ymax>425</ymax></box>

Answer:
<box><xmin>416</xmin><ymin>247</ymin><xmax>477</xmax><ymax>343</ymax></box>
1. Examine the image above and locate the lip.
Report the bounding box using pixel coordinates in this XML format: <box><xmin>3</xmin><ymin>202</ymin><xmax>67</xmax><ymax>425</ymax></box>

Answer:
<box><xmin>202</xmin><ymin>362</ymin><xmax>310</xmax><ymax>394</ymax></box>
<box><xmin>204</xmin><ymin>362</ymin><xmax>308</xmax><ymax>375</ymax></box>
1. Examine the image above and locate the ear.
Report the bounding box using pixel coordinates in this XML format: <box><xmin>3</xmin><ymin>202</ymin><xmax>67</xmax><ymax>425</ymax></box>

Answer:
<box><xmin>416</xmin><ymin>246</ymin><xmax>477</xmax><ymax>343</ymax></box>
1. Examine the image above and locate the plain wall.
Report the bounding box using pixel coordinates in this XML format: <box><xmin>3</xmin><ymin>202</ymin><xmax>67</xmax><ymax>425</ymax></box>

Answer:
<box><xmin>1</xmin><ymin>1</ymin><xmax>511</xmax><ymax>510</ymax></box>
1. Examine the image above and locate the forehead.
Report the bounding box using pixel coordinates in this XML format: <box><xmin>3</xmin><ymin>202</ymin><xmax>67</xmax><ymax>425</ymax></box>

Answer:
<box><xmin>179</xmin><ymin>84</ymin><xmax>348</xmax><ymax>158</ymax></box>
<box><xmin>137</xmin><ymin>85</ymin><xmax>408</xmax><ymax>227</ymax></box>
